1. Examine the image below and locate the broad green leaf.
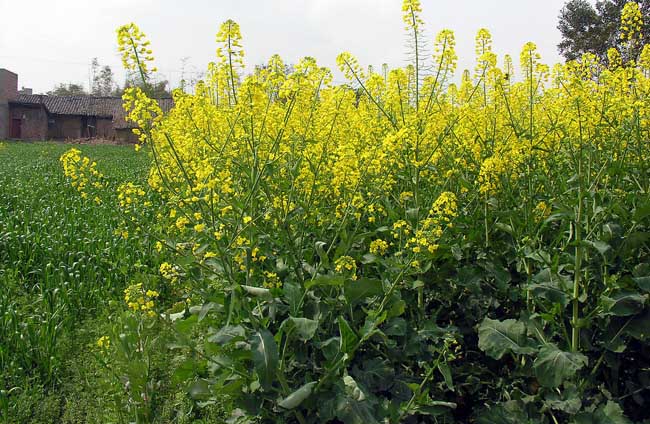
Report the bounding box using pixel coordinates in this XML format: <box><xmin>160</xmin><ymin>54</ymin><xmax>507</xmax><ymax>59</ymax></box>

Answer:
<box><xmin>278</xmin><ymin>381</ymin><xmax>316</xmax><ymax>410</ymax></box>
<box><xmin>476</xmin><ymin>401</ymin><xmax>532</xmax><ymax>424</ymax></box>
<box><xmin>494</xmin><ymin>222</ymin><xmax>514</xmax><ymax>235</ymax></box>
<box><xmin>173</xmin><ymin>358</ymin><xmax>200</xmax><ymax>384</ymax></box>
<box><xmin>601</xmin><ymin>291</ymin><xmax>647</xmax><ymax>316</ymax></box>
<box><xmin>338</xmin><ymin>316</ymin><xmax>359</xmax><ymax>354</ymax></box>
<box><xmin>633</xmin><ymin>276</ymin><xmax>650</xmax><ymax>293</ymax></box>
<box><xmin>283</xmin><ymin>281</ymin><xmax>302</xmax><ymax>316</ymax></box>
<box><xmin>528</xmin><ymin>268</ymin><xmax>572</xmax><ymax>307</ymax></box>
<box><xmin>343</xmin><ymin>375</ymin><xmax>366</xmax><ymax>401</ymax></box>
<box><xmin>315</xmin><ymin>241</ymin><xmax>329</xmax><ymax>267</ymax></box>
<box><xmin>305</xmin><ymin>274</ymin><xmax>345</xmax><ymax>290</ymax></box>
<box><xmin>208</xmin><ymin>325</ymin><xmax>245</xmax><ymax>345</ymax></box>
<box><xmin>335</xmin><ymin>396</ymin><xmax>380</xmax><ymax>424</ymax></box>
<box><xmin>241</xmin><ymin>285</ymin><xmax>272</xmax><ymax>299</ymax></box>
<box><xmin>478</xmin><ymin>318</ymin><xmax>536</xmax><ymax>359</ymax></box>
<box><xmin>583</xmin><ymin>240</ymin><xmax>611</xmax><ymax>256</ymax></box>
<box><xmin>593</xmin><ymin>401</ymin><xmax>632</xmax><ymax>424</ymax></box>
<box><xmin>633</xmin><ymin>263</ymin><xmax>650</xmax><ymax>293</ymax></box>
<box><xmin>319</xmin><ymin>337</ymin><xmax>341</xmax><ymax>361</ymax></box>
<box><xmin>352</xmin><ymin>357</ymin><xmax>394</xmax><ymax>392</ymax></box>
<box><xmin>411</xmin><ymin>280</ymin><xmax>425</xmax><ymax>289</ymax></box>
<box><xmin>174</xmin><ymin>314</ymin><xmax>198</xmax><ymax>334</ymax></box>
<box><xmin>250</xmin><ymin>330</ymin><xmax>278</xmax><ymax>390</ymax></box>
<box><xmin>437</xmin><ymin>363</ymin><xmax>454</xmax><ymax>391</ymax></box>
<box><xmin>197</xmin><ymin>302</ymin><xmax>219</xmax><ymax>321</ymax></box>
<box><xmin>286</xmin><ymin>316</ymin><xmax>319</xmax><ymax>341</ymax></box>
<box><xmin>533</xmin><ymin>344</ymin><xmax>587</xmax><ymax>388</ymax></box>
<box><xmin>572</xmin><ymin>401</ymin><xmax>632</xmax><ymax>424</ymax></box>
<box><xmin>413</xmin><ymin>400</ymin><xmax>457</xmax><ymax>416</ymax></box>
<box><xmin>360</xmin><ymin>253</ymin><xmax>377</xmax><ymax>264</ymax></box>
<box><xmin>344</xmin><ymin>278</ymin><xmax>383</xmax><ymax>304</ymax></box>
<box><xmin>542</xmin><ymin>384</ymin><xmax>582</xmax><ymax>414</ymax></box>
<box><xmin>168</xmin><ymin>310</ymin><xmax>185</xmax><ymax>322</ymax></box>
<box><xmin>360</xmin><ymin>311</ymin><xmax>387</xmax><ymax>338</ymax></box>
<box><xmin>633</xmin><ymin>201</ymin><xmax>650</xmax><ymax>221</ymax></box>
<box><xmin>624</xmin><ymin>309</ymin><xmax>650</xmax><ymax>340</ymax></box>
<box><xmin>188</xmin><ymin>378</ymin><xmax>211</xmax><ymax>400</ymax></box>
<box><xmin>384</xmin><ymin>317</ymin><xmax>407</xmax><ymax>336</ymax></box>
<box><xmin>387</xmin><ymin>299</ymin><xmax>406</xmax><ymax>318</ymax></box>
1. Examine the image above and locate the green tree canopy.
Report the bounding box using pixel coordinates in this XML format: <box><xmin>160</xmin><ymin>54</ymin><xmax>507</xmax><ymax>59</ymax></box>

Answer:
<box><xmin>46</xmin><ymin>83</ymin><xmax>87</xmax><ymax>96</ymax></box>
<box><xmin>558</xmin><ymin>0</ymin><xmax>650</xmax><ymax>62</ymax></box>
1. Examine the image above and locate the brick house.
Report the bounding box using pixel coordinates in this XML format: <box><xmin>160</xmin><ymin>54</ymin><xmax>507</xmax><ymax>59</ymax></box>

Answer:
<box><xmin>0</xmin><ymin>68</ymin><xmax>172</xmax><ymax>142</ymax></box>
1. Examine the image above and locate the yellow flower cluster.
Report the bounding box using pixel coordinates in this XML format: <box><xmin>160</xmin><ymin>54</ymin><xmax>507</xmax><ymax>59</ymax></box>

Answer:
<box><xmin>402</xmin><ymin>0</ymin><xmax>424</xmax><ymax>34</ymax></box>
<box><xmin>122</xmin><ymin>86</ymin><xmax>163</xmax><ymax>145</ymax></box>
<box><xmin>160</xmin><ymin>262</ymin><xmax>180</xmax><ymax>284</ymax></box>
<box><xmin>60</xmin><ymin>148</ymin><xmax>105</xmax><ymax>200</ymax></box>
<box><xmin>621</xmin><ymin>2</ymin><xmax>643</xmax><ymax>42</ymax></box>
<box><xmin>408</xmin><ymin>192</ymin><xmax>458</xmax><ymax>255</ymax></box>
<box><xmin>263</xmin><ymin>271</ymin><xmax>282</xmax><ymax>289</ymax></box>
<box><xmin>392</xmin><ymin>220</ymin><xmax>412</xmax><ymax>241</ymax></box>
<box><xmin>115</xmin><ymin>0</ymin><xmax>650</xmax><ymax>294</ymax></box>
<box><xmin>117</xmin><ymin>23</ymin><xmax>157</xmax><ymax>75</ymax></box>
<box><xmin>335</xmin><ymin>256</ymin><xmax>357</xmax><ymax>280</ymax></box>
<box><xmin>97</xmin><ymin>335</ymin><xmax>110</xmax><ymax>349</ymax></box>
<box><xmin>117</xmin><ymin>182</ymin><xmax>146</xmax><ymax>210</ymax></box>
<box><xmin>124</xmin><ymin>283</ymin><xmax>159</xmax><ymax>317</ymax></box>
<box><xmin>534</xmin><ymin>201</ymin><xmax>552</xmax><ymax>222</ymax></box>
<box><xmin>369</xmin><ymin>239</ymin><xmax>389</xmax><ymax>256</ymax></box>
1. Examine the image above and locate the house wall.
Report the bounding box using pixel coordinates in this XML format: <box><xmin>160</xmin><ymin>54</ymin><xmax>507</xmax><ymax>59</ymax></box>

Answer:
<box><xmin>0</xmin><ymin>102</ymin><xmax>8</xmax><ymax>139</ymax></box>
<box><xmin>9</xmin><ymin>105</ymin><xmax>47</xmax><ymax>140</ymax></box>
<box><xmin>96</xmin><ymin>118</ymin><xmax>116</xmax><ymax>139</ymax></box>
<box><xmin>115</xmin><ymin>128</ymin><xmax>139</xmax><ymax>143</ymax></box>
<box><xmin>0</xmin><ymin>69</ymin><xmax>18</xmax><ymax>139</ymax></box>
<box><xmin>47</xmin><ymin>115</ymin><xmax>83</xmax><ymax>140</ymax></box>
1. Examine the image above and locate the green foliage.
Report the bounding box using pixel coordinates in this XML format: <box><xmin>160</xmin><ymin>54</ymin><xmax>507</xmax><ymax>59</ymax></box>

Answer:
<box><xmin>0</xmin><ymin>142</ymin><xmax>226</xmax><ymax>423</ymax></box>
<box><xmin>533</xmin><ymin>345</ymin><xmax>587</xmax><ymax>388</ymax></box>
<box><xmin>558</xmin><ymin>0</ymin><xmax>650</xmax><ymax>61</ymax></box>
<box><xmin>478</xmin><ymin>318</ymin><xmax>535</xmax><ymax>359</ymax></box>
<box><xmin>46</xmin><ymin>83</ymin><xmax>88</xmax><ymax>96</ymax></box>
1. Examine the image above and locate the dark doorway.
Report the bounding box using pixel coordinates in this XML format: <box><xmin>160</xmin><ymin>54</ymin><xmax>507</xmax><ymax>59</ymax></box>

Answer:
<box><xmin>10</xmin><ymin>118</ymin><xmax>21</xmax><ymax>138</ymax></box>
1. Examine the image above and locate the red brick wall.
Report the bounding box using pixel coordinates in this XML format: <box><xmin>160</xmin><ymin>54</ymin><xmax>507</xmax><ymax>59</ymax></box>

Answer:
<box><xmin>0</xmin><ymin>69</ymin><xmax>18</xmax><ymax>139</ymax></box>
<box><xmin>9</xmin><ymin>105</ymin><xmax>47</xmax><ymax>140</ymax></box>
<box><xmin>0</xmin><ymin>69</ymin><xmax>18</xmax><ymax>101</ymax></box>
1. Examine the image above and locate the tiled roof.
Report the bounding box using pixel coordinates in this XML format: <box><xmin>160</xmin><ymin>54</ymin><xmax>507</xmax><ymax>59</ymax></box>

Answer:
<box><xmin>46</xmin><ymin>96</ymin><xmax>122</xmax><ymax>117</ymax></box>
<box><xmin>12</xmin><ymin>94</ymin><xmax>45</xmax><ymax>105</ymax></box>
<box><xmin>11</xmin><ymin>94</ymin><xmax>174</xmax><ymax>129</ymax></box>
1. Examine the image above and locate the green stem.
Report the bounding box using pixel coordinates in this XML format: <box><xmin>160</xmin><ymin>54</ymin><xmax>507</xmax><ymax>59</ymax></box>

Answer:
<box><xmin>484</xmin><ymin>196</ymin><xmax>489</xmax><ymax>248</ymax></box>
<box><xmin>572</xmin><ymin>168</ymin><xmax>583</xmax><ymax>352</ymax></box>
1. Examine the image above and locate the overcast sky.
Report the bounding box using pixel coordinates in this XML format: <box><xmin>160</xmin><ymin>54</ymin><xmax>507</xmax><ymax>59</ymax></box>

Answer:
<box><xmin>1</xmin><ymin>0</ymin><xmax>570</xmax><ymax>94</ymax></box>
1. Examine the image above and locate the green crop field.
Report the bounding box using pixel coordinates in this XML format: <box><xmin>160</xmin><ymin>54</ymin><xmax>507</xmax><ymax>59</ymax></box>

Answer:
<box><xmin>0</xmin><ymin>142</ymin><xmax>224</xmax><ymax>423</ymax></box>
<box><xmin>4</xmin><ymin>1</ymin><xmax>650</xmax><ymax>422</ymax></box>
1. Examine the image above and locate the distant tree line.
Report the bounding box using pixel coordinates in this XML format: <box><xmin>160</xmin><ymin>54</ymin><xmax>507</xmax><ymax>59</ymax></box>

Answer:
<box><xmin>47</xmin><ymin>57</ymin><xmax>171</xmax><ymax>98</ymax></box>
<box><xmin>558</xmin><ymin>0</ymin><xmax>650</xmax><ymax>62</ymax></box>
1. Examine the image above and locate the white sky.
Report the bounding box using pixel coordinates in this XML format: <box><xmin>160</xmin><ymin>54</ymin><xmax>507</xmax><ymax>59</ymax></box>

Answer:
<box><xmin>1</xmin><ymin>0</ymin><xmax>570</xmax><ymax>94</ymax></box>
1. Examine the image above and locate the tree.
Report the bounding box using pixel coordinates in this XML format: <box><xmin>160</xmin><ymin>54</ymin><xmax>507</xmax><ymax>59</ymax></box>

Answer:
<box><xmin>558</xmin><ymin>0</ymin><xmax>650</xmax><ymax>62</ymax></box>
<box><xmin>122</xmin><ymin>72</ymin><xmax>171</xmax><ymax>98</ymax></box>
<box><xmin>90</xmin><ymin>58</ymin><xmax>116</xmax><ymax>96</ymax></box>
<box><xmin>96</xmin><ymin>66</ymin><xmax>115</xmax><ymax>96</ymax></box>
<box><xmin>149</xmin><ymin>79</ymin><xmax>171</xmax><ymax>97</ymax></box>
<box><xmin>47</xmin><ymin>83</ymin><xmax>87</xmax><ymax>96</ymax></box>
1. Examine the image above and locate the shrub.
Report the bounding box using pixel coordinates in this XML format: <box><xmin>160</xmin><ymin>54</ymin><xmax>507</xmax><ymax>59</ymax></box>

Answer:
<box><xmin>97</xmin><ymin>1</ymin><xmax>650</xmax><ymax>421</ymax></box>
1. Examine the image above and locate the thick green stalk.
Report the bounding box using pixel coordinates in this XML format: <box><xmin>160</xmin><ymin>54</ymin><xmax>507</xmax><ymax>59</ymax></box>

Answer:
<box><xmin>571</xmin><ymin>198</ymin><xmax>582</xmax><ymax>352</ymax></box>
<box><xmin>572</xmin><ymin>122</ymin><xmax>583</xmax><ymax>352</ymax></box>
